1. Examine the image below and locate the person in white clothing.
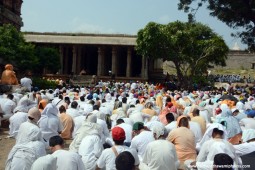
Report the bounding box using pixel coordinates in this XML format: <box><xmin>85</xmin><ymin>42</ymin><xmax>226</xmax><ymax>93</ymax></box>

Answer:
<box><xmin>130</xmin><ymin>122</ymin><xmax>155</xmax><ymax>161</ymax></box>
<box><xmin>239</xmin><ymin>110</ymin><xmax>255</xmax><ymax>130</ymax></box>
<box><xmin>15</xmin><ymin>107</ymin><xmax>43</xmax><ymax>144</ymax></box>
<box><xmin>234</xmin><ymin>129</ymin><xmax>255</xmax><ymax>157</ymax></box>
<box><xmin>66</xmin><ymin>101</ymin><xmax>81</xmax><ymax>118</ymax></box>
<box><xmin>116</xmin><ymin>118</ymin><xmax>132</xmax><ymax>147</ymax></box>
<box><xmin>31</xmin><ymin>154</ymin><xmax>57</xmax><ymax>170</ymax></box>
<box><xmin>165</xmin><ymin>112</ymin><xmax>177</xmax><ymax>134</ymax></box>
<box><xmin>8</xmin><ymin>110</ymin><xmax>27</xmax><ymax>138</ymax></box>
<box><xmin>0</xmin><ymin>94</ymin><xmax>16</xmax><ymax>121</ymax></box>
<box><xmin>92</xmin><ymin>105</ymin><xmax>110</xmax><ymax>144</ymax></box>
<box><xmin>6</xmin><ymin>138</ymin><xmax>46</xmax><ymax>170</ymax></box>
<box><xmin>6</xmin><ymin>108</ymin><xmax>46</xmax><ymax>170</ymax></box>
<box><xmin>20</xmin><ymin>76</ymin><xmax>32</xmax><ymax>92</ymax></box>
<box><xmin>140</xmin><ymin>124</ymin><xmax>179</xmax><ymax>170</ymax></box>
<box><xmin>96</xmin><ymin>126</ymin><xmax>139</xmax><ymax>170</ymax></box>
<box><xmin>38</xmin><ymin>103</ymin><xmax>63</xmax><ymax>145</ymax></box>
<box><xmin>49</xmin><ymin>136</ymin><xmax>85</xmax><ymax>170</ymax></box>
<box><xmin>69</xmin><ymin>113</ymin><xmax>102</xmax><ymax>152</ymax></box>
<box><xmin>78</xmin><ymin>134</ymin><xmax>103</xmax><ymax>170</ymax></box>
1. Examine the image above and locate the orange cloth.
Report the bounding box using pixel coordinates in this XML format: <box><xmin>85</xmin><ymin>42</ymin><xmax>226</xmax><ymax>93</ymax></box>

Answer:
<box><xmin>141</xmin><ymin>108</ymin><xmax>157</xmax><ymax>120</ymax></box>
<box><xmin>1</xmin><ymin>64</ymin><xmax>18</xmax><ymax>85</ymax></box>
<box><xmin>167</xmin><ymin>127</ymin><xmax>197</xmax><ymax>164</ymax></box>
<box><xmin>228</xmin><ymin>133</ymin><xmax>242</xmax><ymax>145</ymax></box>
<box><xmin>60</xmin><ymin>113</ymin><xmax>74</xmax><ymax>139</ymax></box>
<box><xmin>159</xmin><ymin>107</ymin><xmax>171</xmax><ymax>125</ymax></box>
<box><xmin>155</xmin><ymin>95</ymin><xmax>163</xmax><ymax>110</ymax></box>
<box><xmin>38</xmin><ymin>99</ymin><xmax>48</xmax><ymax>113</ymax></box>
<box><xmin>191</xmin><ymin>116</ymin><xmax>207</xmax><ymax>135</ymax></box>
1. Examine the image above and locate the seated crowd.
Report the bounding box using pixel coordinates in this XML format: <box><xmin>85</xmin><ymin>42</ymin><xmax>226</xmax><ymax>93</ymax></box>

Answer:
<box><xmin>1</xmin><ymin>79</ymin><xmax>255</xmax><ymax>170</ymax></box>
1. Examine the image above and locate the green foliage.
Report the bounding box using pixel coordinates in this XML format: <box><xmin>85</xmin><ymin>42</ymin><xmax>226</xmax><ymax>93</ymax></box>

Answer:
<box><xmin>0</xmin><ymin>24</ymin><xmax>37</xmax><ymax>72</ymax></box>
<box><xmin>178</xmin><ymin>0</ymin><xmax>255</xmax><ymax>50</ymax></box>
<box><xmin>34</xmin><ymin>47</ymin><xmax>60</xmax><ymax>74</ymax></box>
<box><xmin>32</xmin><ymin>77</ymin><xmax>58</xmax><ymax>90</ymax></box>
<box><xmin>136</xmin><ymin>21</ymin><xmax>229</xmax><ymax>88</ymax></box>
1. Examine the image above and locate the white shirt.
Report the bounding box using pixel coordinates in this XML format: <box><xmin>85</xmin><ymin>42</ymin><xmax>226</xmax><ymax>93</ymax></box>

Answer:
<box><xmin>165</xmin><ymin>121</ymin><xmax>177</xmax><ymax>134</ymax></box>
<box><xmin>0</xmin><ymin>98</ymin><xmax>16</xmax><ymax>119</ymax></box>
<box><xmin>142</xmin><ymin>140</ymin><xmax>179</xmax><ymax>170</ymax></box>
<box><xmin>20</xmin><ymin>77</ymin><xmax>32</xmax><ymax>91</ymax></box>
<box><xmin>97</xmin><ymin>145</ymin><xmax>139</xmax><ymax>170</ymax></box>
<box><xmin>66</xmin><ymin>108</ymin><xmax>81</xmax><ymax>119</ymax></box>
<box><xmin>189</xmin><ymin>121</ymin><xmax>203</xmax><ymax>144</ymax></box>
<box><xmin>72</xmin><ymin>115</ymin><xmax>86</xmax><ymax>138</ymax></box>
<box><xmin>52</xmin><ymin>149</ymin><xmax>85</xmax><ymax>170</ymax></box>
<box><xmin>130</xmin><ymin>130</ymin><xmax>155</xmax><ymax>161</ymax></box>
<box><xmin>234</xmin><ymin>142</ymin><xmax>255</xmax><ymax>157</ymax></box>
<box><xmin>97</xmin><ymin>118</ymin><xmax>110</xmax><ymax>143</ymax></box>
<box><xmin>9</xmin><ymin>111</ymin><xmax>28</xmax><ymax>137</ymax></box>
<box><xmin>199</xmin><ymin>109</ymin><xmax>210</xmax><ymax>124</ymax></box>
<box><xmin>239</xmin><ymin>118</ymin><xmax>255</xmax><ymax>130</ymax></box>
<box><xmin>117</xmin><ymin>123</ymin><xmax>132</xmax><ymax>143</ymax></box>
<box><xmin>78</xmin><ymin>135</ymin><xmax>103</xmax><ymax>170</ymax></box>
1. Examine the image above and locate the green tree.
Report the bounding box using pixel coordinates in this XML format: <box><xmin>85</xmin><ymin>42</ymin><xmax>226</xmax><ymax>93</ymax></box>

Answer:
<box><xmin>178</xmin><ymin>0</ymin><xmax>255</xmax><ymax>50</ymax></box>
<box><xmin>34</xmin><ymin>46</ymin><xmax>60</xmax><ymax>74</ymax></box>
<box><xmin>0</xmin><ymin>24</ymin><xmax>37</xmax><ymax>73</ymax></box>
<box><xmin>136</xmin><ymin>21</ymin><xmax>229</xmax><ymax>89</ymax></box>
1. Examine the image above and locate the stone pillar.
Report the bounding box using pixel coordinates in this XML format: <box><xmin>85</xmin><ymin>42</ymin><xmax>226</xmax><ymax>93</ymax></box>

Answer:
<box><xmin>126</xmin><ymin>47</ymin><xmax>132</xmax><ymax>77</ymax></box>
<box><xmin>97</xmin><ymin>47</ymin><xmax>103</xmax><ymax>76</ymax></box>
<box><xmin>141</xmin><ymin>56</ymin><xmax>148</xmax><ymax>79</ymax></box>
<box><xmin>141</xmin><ymin>56</ymin><xmax>145</xmax><ymax>78</ymax></box>
<box><xmin>144</xmin><ymin>57</ymin><xmax>148</xmax><ymax>79</ymax></box>
<box><xmin>72</xmin><ymin>45</ymin><xmax>77</xmax><ymax>74</ymax></box>
<box><xmin>112</xmin><ymin>46</ymin><xmax>117</xmax><ymax>76</ymax></box>
<box><xmin>77</xmin><ymin>46</ymin><xmax>82</xmax><ymax>74</ymax></box>
<box><xmin>64</xmin><ymin>46</ymin><xmax>69</xmax><ymax>74</ymax></box>
<box><xmin>59</xmin><ymin>45</ymin><xmax>64</xmax><ymax>74</ymax></box>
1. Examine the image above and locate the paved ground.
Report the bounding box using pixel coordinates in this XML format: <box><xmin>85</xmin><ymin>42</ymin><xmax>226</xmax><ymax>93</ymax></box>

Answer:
<box><xmin>0</xmin><ymin>127</ymin><xmax>72</xmax><ymax>170</ymax></box>
<box><xmin>0</xmin><ymin>128</ymin><xmax>15</xmax><ymax>170</ymax></box>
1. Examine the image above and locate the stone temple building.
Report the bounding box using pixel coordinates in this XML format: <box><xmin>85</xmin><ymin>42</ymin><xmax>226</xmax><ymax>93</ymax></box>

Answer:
<box><xmin>0</xmin><ymin>0</ymin><xmax>23</xmax><ymax>30</ymax></box>
<box><xmin>24</xmin><ymin>32</ymin><xmax>255</xmax><ymax>82</ymax></box>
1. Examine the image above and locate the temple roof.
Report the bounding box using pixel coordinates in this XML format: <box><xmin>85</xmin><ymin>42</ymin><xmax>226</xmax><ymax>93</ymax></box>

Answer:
<box><xmin>23</xmin><ymin>32</ymin><xmax>137</xmax><ymax>46</ymax></box>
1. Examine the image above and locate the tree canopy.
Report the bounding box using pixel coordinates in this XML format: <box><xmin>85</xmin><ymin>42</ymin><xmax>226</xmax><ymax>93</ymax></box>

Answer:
<box><xmin>178</xmin><ymin>0</ymin><xmax>255</xmax><ymax>50</ymax></box>
<box><xmin>0</xmin><ymin>24</ymin><xmax>37</xmax><ymax>72</ymax></box>
<box><xmin>34</xmin><ymin>47</ymin><xmax>61</xmax><ymax>74</ymax></box>
<box><xmin>0</xmin><ymin>24</ymin><xmax>60</xmax><ymax>75</ymax></box>
<box><xmin>136</xmin><ymin>21</ymin><xmax>229</xmax><ymax>88</ymax></box>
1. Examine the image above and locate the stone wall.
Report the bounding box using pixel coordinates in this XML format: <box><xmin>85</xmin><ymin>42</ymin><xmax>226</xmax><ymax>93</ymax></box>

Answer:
<box><xmin>219</xmin><ymin>50</ymin><xmax>255</xmax><ymax>70</ymax></box>
<box><xmin>0</xmin><ymin>0</ymin><xmax>23</xmax><ymax>30</ymax></box>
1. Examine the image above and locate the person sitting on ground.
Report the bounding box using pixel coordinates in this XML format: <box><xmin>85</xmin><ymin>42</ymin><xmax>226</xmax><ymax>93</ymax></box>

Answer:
<box><xmin>49</xmin><ymin>136</ymin><xmax>85</xmax><ymax>170</ymax></box>
<box><xmin>165</xmin><ymin>112</ymin><xmax>177</xmax><ymax>134</ymax></box>
<box><xmin>115</xmin><ymin>151</ymin><xmax>135</xmax><ymax>170</ymax></box>
<box><xmin>140</xmin><ymin>124</ymin><xmax>179</xmax><ymax>170</ymax></box>
<box><xmin>66</xmin><ymin>101</ymin><xmax>81</xmax><ymax>119</ymax></box>
<box><xmin>1</xmin><ymin>64</ymin><xmax>19</xmax><ymax>85</ymax></box>
<box><xmin>130</xmin><ymin>122</ymin><xmax>154</xmax><ymax>161</ymax></box>
<box><xmin>59</xmin><ymin>105</ymin><xmax>74</xmax><ymax>139</ymax></box>
<box><xmin>167</xmin><ymin>116</ymin><xmax>197</xmax><ymax>168</ymax></box>
<box><xmin>96</xmin><ymin>126</ymin><xmax>139</xmax><ymax>170</ymax></box>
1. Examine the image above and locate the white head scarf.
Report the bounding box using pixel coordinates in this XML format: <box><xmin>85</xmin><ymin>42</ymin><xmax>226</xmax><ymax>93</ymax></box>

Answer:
<box><xmin>196</xmin><ymin>123</ymin><xmax>228</xmax><ymax>151</ymax></box>
<box><xmin>152</xmin><ymin>123</ymin><xmax>165</xmax><ymax>139</ymax></box>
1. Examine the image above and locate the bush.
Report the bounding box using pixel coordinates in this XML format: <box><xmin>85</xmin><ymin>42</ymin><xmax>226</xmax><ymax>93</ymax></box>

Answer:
<box><xmin>32</xmin><ymin>77</ymin><xmax>58</xmax><ymax>90</ymax></box>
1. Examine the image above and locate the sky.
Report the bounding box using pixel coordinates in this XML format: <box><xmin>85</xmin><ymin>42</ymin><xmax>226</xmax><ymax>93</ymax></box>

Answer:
<box><xmin>21</xmin><ymin>0</ymin><xmax>246</xmax><ymax>49</ymax></box>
